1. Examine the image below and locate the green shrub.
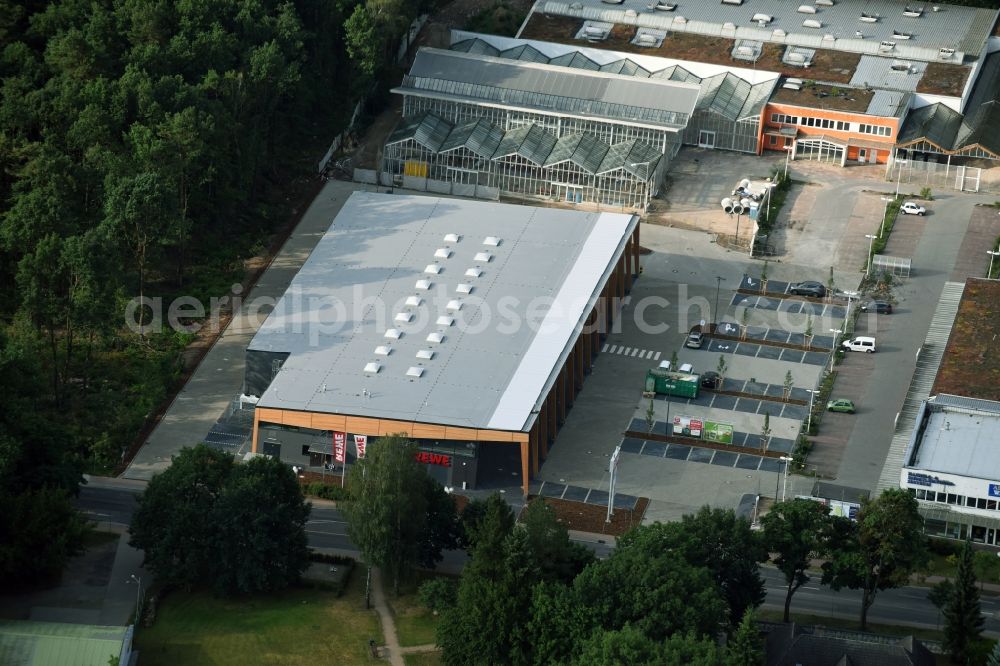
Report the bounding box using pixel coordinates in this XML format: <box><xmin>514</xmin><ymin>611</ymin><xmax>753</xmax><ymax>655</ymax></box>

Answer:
<box><xmin>418</xmin><ymin>577</ymin><xmax>458</xmax><ymax>614</ymax></box>
<box><xmin>303</xmin><ymin>482</ymin><xmax>351</xmax><ymax>502</ymax></box>
<box><xmin>919</xmin><ymin>186</ymin><xmax>933</xmax><ymax>200</ymax></box>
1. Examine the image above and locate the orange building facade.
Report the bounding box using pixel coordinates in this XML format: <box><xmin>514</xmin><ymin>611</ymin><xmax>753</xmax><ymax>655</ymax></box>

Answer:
<box><xmin>761</xmin><ymin>102</ymin><xmax>904</xmax><ymax>166</ymax></box>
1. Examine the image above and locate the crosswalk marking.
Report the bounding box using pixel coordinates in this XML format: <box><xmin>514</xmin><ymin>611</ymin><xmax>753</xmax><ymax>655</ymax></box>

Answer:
<box><xmin>600</xmin><ymin>343</ymin><xmax>663</xmax><ymax>361</ymax></box>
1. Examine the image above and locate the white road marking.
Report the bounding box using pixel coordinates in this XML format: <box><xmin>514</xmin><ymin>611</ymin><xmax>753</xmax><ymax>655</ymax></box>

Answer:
<box><xmin>602</xmin><ymin>344</ymin><xmax>609</xmax><ymax>352</ymax></box>
<box><xmin>653</xmin><ymin>351</ymin><xmax>662</xmax><ymax>360</ymax></box>
<box><xmin>630</xmin><ymin>348</ymin><xmax>640</xmax><ymax>357</ymax></box>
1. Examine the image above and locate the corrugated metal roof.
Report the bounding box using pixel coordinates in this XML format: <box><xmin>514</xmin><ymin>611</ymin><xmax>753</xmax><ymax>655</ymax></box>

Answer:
<box><xmin>955</xmin><ymin>50</ymin><xmax>1000</xmax><ymax>156</ymax></box>
<box><xmin>933</xmin><ymin>394</ymin><xmax>1000</xmax><ymax>414</ymax></box>
<box><xmin>600</xmin><ymin>59</ymin><xmax>652</xmax><ymax>78</ymax></box>
<box><xmin>404</xmin><ymin>48</ymin><xmax>698</xmax><ymax>129</ymax></box>
<box><xmin>544</xmin><ymin>133</ymin><xmax>611</xmax><ymax>173</ymax></box>
<box><xmin>439</xmin><ymin>118</ymin><xmax>505</xmax><ymax>157</ymax></box>
<box><xmin>849</xmin><ymin>55</ymin><xmax>926</xmax><ymax>93</ymax></box>
<box><xmin>500</xmin><ymin>44</ymin><xmax>549</xmax><ymax>63</ymax></box>
<box><xmin>865</xmin><ymin>90</ymin><xmax>911</xmax><ymax>118</ymax></box>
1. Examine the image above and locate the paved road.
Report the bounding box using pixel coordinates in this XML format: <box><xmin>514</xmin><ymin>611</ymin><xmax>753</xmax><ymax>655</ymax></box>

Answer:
<box><xmin>77</xmin><ymin>480</ymin><xmax>994</xmax><ymax>634</ymax></box>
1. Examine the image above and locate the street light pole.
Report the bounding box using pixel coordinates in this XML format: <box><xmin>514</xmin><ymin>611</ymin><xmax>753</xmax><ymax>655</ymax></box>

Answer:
<box><xmin>988</xmin><ymin>250</ymin><xmax>1000</xmax><ymax>279</ymax></box>
<box><xmin>843</xmin><ymin>290</ymin><xmax>857</xmax><ymax>331</ymax></box>
<box><xmin>865</xmin><ymin>234</ymin><xmax>877</xmax><ymax>276</ymax></box>
<box><xmin>879</xmin><ymin>196</ymin><xmax>892</xmax><ymax>237</ymax></box>
<box><xmin>829</xmin><ymin>328</ymin><xmax>842</xmax><ymax>373</ymax></box>
<box><xmin>780</xmin><ymin>455</ymin><xmax>794</xmax><ymax>502</ymax></box>
<box><xmin>128</xmin><ymin>574</ymin><xmax>142</xmax><ymax>621</ymax></box>
<box><xmin>713</xmin><ymin>276</ymin><xmax>726</xmax><ymax>328</ymax></box>
<box><xmin>784</xmin><ymin>145</ymin><xmax>793</xmax><ymax>179</ymax></box>
<box><xmin>806</xmin><ymin>389</ymin><xmax>820</xmax><ymax>434</ymax></box>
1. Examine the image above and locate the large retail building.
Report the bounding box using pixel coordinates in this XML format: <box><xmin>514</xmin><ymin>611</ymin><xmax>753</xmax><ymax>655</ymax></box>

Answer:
<box><xmin>244</xmin><ymin>192</ymin><xmax>639</xmax><ymax>493</ymax></box>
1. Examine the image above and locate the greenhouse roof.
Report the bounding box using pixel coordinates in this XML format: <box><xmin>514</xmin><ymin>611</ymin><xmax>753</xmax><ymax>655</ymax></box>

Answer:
<box><xmin>399</xmin><ymin>48</ymin><xmax>698</xmax><ymax>130</ymax></box>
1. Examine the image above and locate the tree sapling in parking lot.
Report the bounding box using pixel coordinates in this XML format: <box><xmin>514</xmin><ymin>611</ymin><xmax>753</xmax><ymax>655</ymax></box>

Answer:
<box><xmin>740</xmin><ymin>308</ymin><xmax>750</xmax><ymax>340</ymax></box>
<box><xmin>717</xmin><ymin>356</ymin><xmax>728</xmax><ymax>383</ymax></box>
<box><xmin>826</xmin><ymin>267</ymin><xmax>835</xmax><ymax>302</ymax></box>
<box><xmin>783</xmin><ymin>371</ymin><xmax>793</xmax><ymax>402</ymax></box>
<box><xmin>759</xmin><ymin>261</ymin><xmax>769</xmax><ymax>294</ymax></box>
<box><xmin>646</xmin><ymin>398</ymin><xmax>655</xmax><ymax>434</ymax></box>
<box><xmin>804</xmin><ymin>315</ymin><xmax>814</xmax><ymax>349</ymax></box>
<box><xmin>760</xmin><ymin>412</ymin><xmax>771</xmax><ymax>452</ymax></box>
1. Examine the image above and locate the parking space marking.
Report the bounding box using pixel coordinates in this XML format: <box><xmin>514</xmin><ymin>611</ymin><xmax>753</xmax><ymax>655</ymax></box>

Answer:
<box><xmin>731</xmin><ymin>293</ymin><xmax>847</xmax><ymax>320</ymax></box>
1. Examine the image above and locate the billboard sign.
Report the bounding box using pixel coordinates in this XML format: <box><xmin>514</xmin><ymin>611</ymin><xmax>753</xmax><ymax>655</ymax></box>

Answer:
<box><xmin>672</xmin><ymin>415</ymin><xmax>703</xmax><ymax>437</ymax></box>
<box><xmin>703</xmin><ymin>421</ymin><xmax>734</xmax><ymax>445</ymax></box>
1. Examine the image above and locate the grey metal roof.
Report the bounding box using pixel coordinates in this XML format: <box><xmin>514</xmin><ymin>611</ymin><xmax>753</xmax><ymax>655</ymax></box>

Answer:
<box><xmin>445</xmin><ymin>37</ymin><xmax>776</xmax><ymax>122</ymax></box>
<box><xmin>765</xmin><ymin>624</ymin><xmax>934</xmax><ymax>666</ymax></box>
<box><xmin>543</xmin><ymin>133</ymin><xmax>610</xmax><ymax>173</ymax></box>
<box><xmin>439</xmin><ymin>118</ymin><xmax>505</xmax><ymax>158</ymax></box>
<box><xmin>385</xmin><ymin>113</ymin><xmax>453</xmax><ymax>151</ymax></box>
<box><xmin>535</xmin><ymin>0</ymin><xmax>997</xmax><ymax>65</ymax></box>
<box><xmin>500</xmin><ymin>44</ymin><xmax>550</xmax><ymax>63</ymax></box>
<box><xmin>402</xmin><ymin>48</ymin><xmax>698</xmax><ymax>129</ymax></box>
<box><xmin>908</xmin><ymin>395</ymin><xmax>1000</xmax><ymax>480</ymax></box>
<box><xmin>866</xmin><ymin>90</ymin><xmax>911</xmax><ymax>118</ymax></box>
<box><xmin>896</xmin><ymin>102</ymin><xmax>962</xmax><ymax>148</ymax></box>
<box><xmin>849</xmin><ymin>55</ymin><xmax>927</xmax><ymax>92</ymax></box>
<box><xmin>248</xmin><ymin>192</ymin><xmax>638</xmax><ymax>432</ymax></box>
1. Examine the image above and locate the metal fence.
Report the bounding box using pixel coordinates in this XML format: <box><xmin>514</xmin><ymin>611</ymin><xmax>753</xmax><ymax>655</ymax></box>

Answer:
<box><xmin>887</xmin><ymin>159</ymin><xmax>1000</xmax><ymax>194</ymax></box>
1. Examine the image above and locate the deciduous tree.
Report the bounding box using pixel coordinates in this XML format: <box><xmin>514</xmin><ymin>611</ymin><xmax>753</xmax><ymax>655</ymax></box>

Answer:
<box><xmin>821</xmin><ymin>488</ymin><xmax>927</xmax><ymax>630</ymax></box>
<box><xmin>761</xmin><ymin>498</ymin><xmax>831</xmax><ymax>622</ymax></box>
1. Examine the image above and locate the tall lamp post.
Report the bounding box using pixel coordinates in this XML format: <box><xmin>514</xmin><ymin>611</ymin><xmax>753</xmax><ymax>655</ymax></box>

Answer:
<box><xmin>128</xmin><ymin>574</ymin><xmax>143</xmax><ymax>621</ymax></box>
<box><xmin>829</xmin><ymin>328</ymin><xmax>842</xmax><ymax>373</ymax></box>
<box><xmin>806</xmin><ymin>389</ymin><xmax>821</xmax><ymax>434</ymax></box>
<box><xmin>879</xmin><ymin>196</ymin><xmax>893</xmax><ymax>237</ymax></box>
<box><xmin>783</xmin><ymin>144</ymin><xmax>793</xmax><ymax>179</ymax></box>
<box><xmin>780</xmin><ymin>455</ymin><xmax>794</xmax><ymax>502</ymax></box>
<box><xmin>713</xmin><ymin>276</ymin><xmax>727</xmax><ymax>328</ymax></box>
<box><xmin>988</xmin><ymin>250</ymin><xmax>1000</xmax><ymax>279</ymax></box>
<box><xmin>865</xmin><ymin>234</ymin><xmax>878</xmax><ymax>276</ymax></box>
<box><xmin>843</xmin><ymin>290</ymin><xmax>858</xmax><ymax>331</ymax></box>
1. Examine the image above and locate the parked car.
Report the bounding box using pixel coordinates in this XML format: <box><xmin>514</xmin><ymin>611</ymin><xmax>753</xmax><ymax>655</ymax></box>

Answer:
<box><xmin>789</xmin><ymin>281</ymin><xmax>827</xmax><ymax>298</ymax></box>
<box><xmin>827</xmin><ymin>399</ymin><xmax>856</xmax><ymax>413</ymax></box>
<box><xmin>860</xmin><ymin>300</ymin><xmax>893</xmax><ymax>314</ymax></box>
<box><xmin>685</xmin><ymin>328</ymin><xmax>704</xmax><ymax>349</ymax></box>
<box><xmin>658</xmin><ymin>360</ymin><xmax>672</xmax><ymax>370</ymax></box>
<box><xmin>700</xmin><ymin>371</ymin><xmax>721</xmax><ymax>390</ymax></box>
<box><xmin>678</xmin><ymin>363</ymin><xmax>695</xmax><ymax>374</ymax></box>
<box><xmin>842</xmin><ymin>335</ymin><xmax>876</xmax><ymax>353</ymax></box>
<box><xmin>900</xmin><ymin>201</ymin><xmax>926</xmax><ymax>215</ymax></box>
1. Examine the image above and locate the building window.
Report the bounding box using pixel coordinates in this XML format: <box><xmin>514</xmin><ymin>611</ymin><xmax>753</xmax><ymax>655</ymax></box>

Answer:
<box><xmin>967</xmin><ymin>496</ymin><xmax>978</xmax><ymax>507</ymax></box>
<box><xmin>978</xmin><ymin>498</ymin><xmax>988</xmax><ymax>509</ymax></box>
<box><xmin>989</xmin><ymin>500</ymin><xmax>998</xmax><ymax>510</ymax></box>
<box><xmin>947</xmin><ymin>493</ymin><xmax>958</xmax><ymax>505</ymax></box>
<box><xmin>914</xmin><ymin>489</ymin><xmax>925</xmax><ymax>499</ymax></box>
<box><xmin>769</xmin><ymin>135</ymin><xmax>777</xmax><ymax>146</ymax></box>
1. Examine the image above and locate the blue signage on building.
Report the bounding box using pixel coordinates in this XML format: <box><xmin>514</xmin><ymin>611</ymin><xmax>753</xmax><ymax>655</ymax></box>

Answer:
<box><xmin>988</xmin><ymin>484</ymin><xmax>1000</xmax><ymax>498</ymax></box>
<box><xmin>907</xmin><ymin>472</ymin><xmax>955</xmax><ymax>487</ymax></box>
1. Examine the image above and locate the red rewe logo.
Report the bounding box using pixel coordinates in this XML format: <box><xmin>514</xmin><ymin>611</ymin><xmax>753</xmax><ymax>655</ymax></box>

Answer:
<box><xmin>415</xmin><ymin>452</ymin><xmax>452</xmax><ymax>467</ymax></box>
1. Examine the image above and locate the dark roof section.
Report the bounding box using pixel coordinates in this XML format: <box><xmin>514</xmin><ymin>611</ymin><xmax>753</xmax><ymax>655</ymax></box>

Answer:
<box><xmin>439</xmin><ymin>118</ymin><xmax>505</xmax><ymax>158</ymax></box>
<box><xmin>811</xmin><ymin>482</ymin><xmax>870</xmax><ymax>505</ymax></box>
<box><xmin>932</xmin><ymin>278</ymin><xmax>1000</xmax><ymax>402</ymax></box>
<box><xmin>765</xmin><ymin>624</ymin><xmax>935</xmax><ymax>666</ymax></box>
<box><xmin>896</xmin><ymin>102</ymin><xmax>963</xmax><ymax>151</ymax></box>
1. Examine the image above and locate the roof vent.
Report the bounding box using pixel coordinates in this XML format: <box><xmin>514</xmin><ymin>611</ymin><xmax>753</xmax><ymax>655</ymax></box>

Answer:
<box><xmin>424</xmin><ymin>264</ymin><xmax>442</xmax><ymax>275</ymax></box>
<box><xmin>474</xmin><ymin>251</ymin><xmax>493</xmax><ymax>262</ymax></box>
<box><xmin>426</xmin><ymin>332</ymin><xmax>445</xmax><ymax>344</ymax></box>
<box><xmin>483</xmin><ymin>236</ymin><xmax>501</xmax><ymax>246</ymax></box>
<box><xmin>446</xmin><ymin>299</ymin><xmax>463</xmax><ymax>311</ymax></box>
<box><xmin>406</xmin><ymin>366</ymin><xmax>425</xmax><ymax>378</ymax></box>
<box><xmin>415</xmin><ymin>279</ymin><xmax>432</xmax><ymax>290</ymax></box>
<box><xmin>434</xmin><ymin>248</ymin><xmax>452</xmax><ymax>259</ymax></box>
<box><xmin>444</xmin><ymin>233</ymin><xmax>460</xmax><ymax>243</ymax></box>
<box><xmin>465</xmin><ymin>268</ymin><xmax>483</xmax><ymax>278</ymax></box>
<box><xmin>416</xmin><ymin>349</ymin><xmax>435</xmax><ymax>360</ymax></box>
<box><xmin>384</xmin><ymin>328</ymin><xmax>402</xmax><ymax>339</ymax></box>
<box><xmin>456</xmin><ymin>283</ymin><xmax>473</xmax><ymax>294</ymax></box>
<box><xmin>395</xmin><ymin>312</ymin><xmax>413</xmax><ymax>323</ymax></box>
<box><xmin>364</xmin><ymin>362</ymin><xmax>381</xmax><ymax>374</ymax></box>
<box><xmin>436</xmin><ymin>315</ymin><xmax>455</xmax><ymax>326</ymax></box>
<box><xmin>406</xmin><ymin>295</ymin><xmax>423</xmax><ymax>307</ymax></box>
<box><xmin>374</xmin><ymin>345</ymin><xmax>391</xmax><ymax>356</ymax></box>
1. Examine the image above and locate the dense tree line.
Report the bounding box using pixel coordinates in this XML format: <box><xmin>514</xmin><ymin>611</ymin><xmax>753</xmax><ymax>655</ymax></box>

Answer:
<box><xmin>0</xmin><ymin>0</ymin><xmax>423</xmax><ymax>587</ymax></box>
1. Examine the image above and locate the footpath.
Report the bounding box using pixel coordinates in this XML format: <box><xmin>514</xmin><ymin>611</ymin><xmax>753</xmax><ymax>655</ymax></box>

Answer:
<box><xmin>371</xmin><ymin>567</ymin><xmax>439</xmax><ymax>665</ymax></box>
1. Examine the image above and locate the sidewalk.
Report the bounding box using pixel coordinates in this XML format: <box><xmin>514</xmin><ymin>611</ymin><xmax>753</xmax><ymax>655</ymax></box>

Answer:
<box><xmin>124</xmin><ymin>180</ymin><xmax>367</xmax><ymax>480</ymax></box>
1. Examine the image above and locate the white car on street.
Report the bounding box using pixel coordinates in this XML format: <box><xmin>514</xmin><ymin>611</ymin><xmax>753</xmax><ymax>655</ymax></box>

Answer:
<box><xmin>900</xmin><ymin>201</ymin><xmax>926</xmax><ymax>216</ymax></box>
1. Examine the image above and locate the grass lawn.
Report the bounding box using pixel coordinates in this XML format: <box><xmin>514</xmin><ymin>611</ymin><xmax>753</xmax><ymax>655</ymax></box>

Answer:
<box><xmin>134</xmin><ymin>572</ymin><xmax>382</xmax><ymax>665</ymax></box>
<box><xmin>405</xmin><ymin>652</ymin><xmax>443</xmax><ymax>666</ymax></box>
<box><xmin>386</xmin><ymin>573</ymin><xmax>449</xmax><ymax>647</ymax></box>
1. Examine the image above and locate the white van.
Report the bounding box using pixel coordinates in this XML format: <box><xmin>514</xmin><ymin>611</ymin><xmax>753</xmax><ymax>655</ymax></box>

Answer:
<box><xmin>842</xmin><ymin>336</ymin><xmax>876</xmax><ymax>353</ymax></box>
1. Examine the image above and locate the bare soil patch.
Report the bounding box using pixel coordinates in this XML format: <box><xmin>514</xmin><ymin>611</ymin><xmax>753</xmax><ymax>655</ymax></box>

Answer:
<box><xmin>527</xmin><ymin>495</ymin><xmax>649</xmax><ymax>536</ymax></box>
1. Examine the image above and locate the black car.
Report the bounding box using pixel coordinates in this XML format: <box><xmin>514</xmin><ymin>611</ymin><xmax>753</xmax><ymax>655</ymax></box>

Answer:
<box><xmin>700</xmin><ymin>371</ymin><xmax>721</xmax><ymax>390</ymax></box>
<box><xmin>789</xmin><ymin>281</ymin><xmax>827</xmax><ymax>298</ymax></box>
<box><xmin>861</xmin><ymin>300</ymin><xmax>893</xmax><ymax>314</ymax></box>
